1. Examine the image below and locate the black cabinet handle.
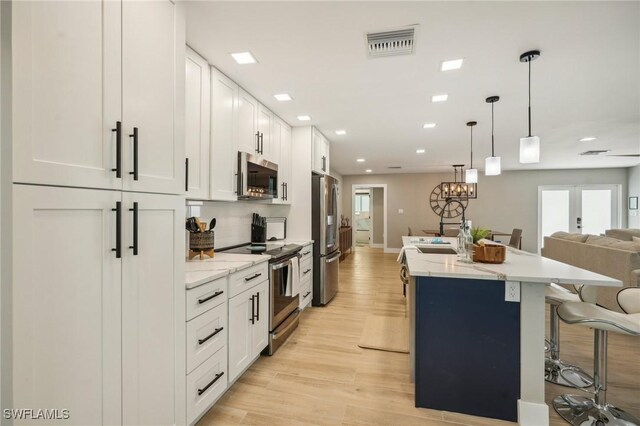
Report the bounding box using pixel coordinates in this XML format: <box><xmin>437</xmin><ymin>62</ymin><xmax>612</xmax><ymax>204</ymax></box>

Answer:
<box><xmin>198</xmin><ymin>327</ymin><xmax>223</xmax><ymax>345</ymax></box>
<box><xmin>281</xmin><ymin>182</ymin><xmax>285</xmax><ymax>200</ymax></box>
<box><xmin>302</xmin><ymin>251</ymin><xmax>311</xmax><ymax>256</ymax></box>
<box><xmin>255</xmin><ymin>131</ymin><xmax>260</xmax><ymax>153</ymax></box>
<box><xmin>322</xmin><ymin>156</ymin><xmax>326</xmax><ymax>172</ymax></box>
<box><xmin>250</xmin><ymin>295</ymin><xmax>255</xmax><ymax>324</ymax></box>
<box><xmin>303</xmin><ymin>291</ymin><xmax>311</xmax><ymax>298</ymax></box>
<box><xmin>185</xmin><ymin>158</ymin><xmax>189</xmax><ymax>192</ymax></box>
<box><xmin>128</xmin><ymin>202</ymin><xmax>138</xmax><ymax>255</ymax></box>
<box><xmin>285</xmin><ymin>183</ymin><xmax>288</xmax><ymax>200</ymax></box>
<box><xmin>197</xmin><ymin>372</ymin><xmax>224</xmax><ymax>396</ymax></box>
<box><xmin>198</xmin><ymin>290</ymin><xmax>224</xmax><ymax>304</ymax></box>
<box><xmin>112</xmin><ymin>201</ymin><xmax>122</xmax><ymax>258</ymax></box>
<box><xmin>303</xmin><ymin>269</ymin><xmax>311</xmax><ymax>275</ymax></box>
<box><xmin>259</xmin><ymin>133</ymin><xmax>264</xmax><ymax>154</ymax></box>
<box><xmin>255</xmin><ymin>291</ymin><xmax>260</xmax><ymax>321</ymax></box>
<box><xmin>129</xmin><ymin>127</ymin><xmax>138</xmax><ymax>181</ymax></box>
<box><xmin>112</xmin><ymin>121</ymin><xmax>122</xmax><ymax>178</ymax></box>
<box><xmin>244</xmin><ymin>273</ymin><xmax>262</xmax><ymax>282</ymax></box>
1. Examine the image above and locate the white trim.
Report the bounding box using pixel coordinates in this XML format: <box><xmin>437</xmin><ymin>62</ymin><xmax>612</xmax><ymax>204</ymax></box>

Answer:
<box><xmin>352</xmin><ymin>183</ymin><xmax>388</xmax><ymax>252</ymax></box>
<box><xmin>370</xmin><ymin>243</ymin><xmax>384</xmax><ymax>249</ymax></box>
<box><xmin>517</xmin><ymin>400</ymin><xmax>549</xmax><ymax>426</ymax></box>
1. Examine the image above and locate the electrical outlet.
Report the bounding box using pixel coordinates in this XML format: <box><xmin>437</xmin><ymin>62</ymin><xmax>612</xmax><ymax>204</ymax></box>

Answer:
<box><xmin>505</xmin><ymin>281</ymin><xmax>520</xmax><ymax>302</ymax></box>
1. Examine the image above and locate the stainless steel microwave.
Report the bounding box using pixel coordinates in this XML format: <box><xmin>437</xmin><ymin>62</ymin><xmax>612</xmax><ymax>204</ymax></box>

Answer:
<box><xmin>237</xmin><ymin>152</ymin><xmax>278</xmax><ymax>200</ymax></box>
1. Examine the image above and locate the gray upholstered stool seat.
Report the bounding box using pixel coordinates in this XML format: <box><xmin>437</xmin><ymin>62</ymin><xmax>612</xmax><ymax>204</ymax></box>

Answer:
<box><xmin>553</xmin><ymin>288</ymin><xmax>640</xmax><ymax>426</ymax></box>
<box><xmin>544</xmin><ymin>284</ymin><xmax>593</xmax><ymax>388</ymax></box>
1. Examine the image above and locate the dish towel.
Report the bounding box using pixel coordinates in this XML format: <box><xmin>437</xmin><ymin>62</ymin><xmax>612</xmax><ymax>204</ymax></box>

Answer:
<box><xmin>290</xmin><ymin>255</ymin><xmax>300</xmax><ymax>297</ymax></box>
<box><xmin>396</xmin><ymin>245</ymin><xmax>418</xmax><ymax>264</ymax></box>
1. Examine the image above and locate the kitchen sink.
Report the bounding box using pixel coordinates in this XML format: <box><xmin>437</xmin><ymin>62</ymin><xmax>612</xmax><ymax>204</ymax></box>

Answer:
<box><xmin>416</xmin><ymin>246</ymin><xmax>457</xmax><ymax>255</ymax></box>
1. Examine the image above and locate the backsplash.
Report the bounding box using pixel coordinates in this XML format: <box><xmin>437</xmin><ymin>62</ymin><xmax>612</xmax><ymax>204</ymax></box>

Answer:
<box><xmin>186</xmin><ymin>201</ymin><xmax>290</xmax><ymax>250</ymax></box>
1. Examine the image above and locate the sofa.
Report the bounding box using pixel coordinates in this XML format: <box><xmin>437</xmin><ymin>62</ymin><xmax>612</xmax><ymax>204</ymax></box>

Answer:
<box><xmin>542</xmin><ymin>231</ymin><xmax>640</xmax><ymax>312</ymax></box>
<box><xmin>605</xmin><ymin>228</ymin><xmax>640</xmax><ymax>241</ymax></box>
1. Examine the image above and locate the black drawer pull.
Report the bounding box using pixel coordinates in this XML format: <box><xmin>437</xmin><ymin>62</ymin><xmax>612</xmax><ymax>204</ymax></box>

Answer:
<box><xmin>302</xmin><ymin>251</ymin><xmax>311</xmax><ymax>256</ymax></box>
<box><xmin>303</xmin><ymin>291</ymin><xmax>311</xmax><ymax>298</ymax></box>
<box><xmin>303</xmin><ymin>269</ymin><xmax>311</xmax><ymax>275</ymax></box>
<box><xmin>198</xmin><ymin>290</ymin><xmax>224</xmax><ymax>305</ymax></box>
<box><xmin>198</xmin><ymin>327</ymin><xmax>224</xmax><ymax>345</ymax></box>
<box><xmin>244</xmin><ymin>273</ymin><xmax>262</xmax><ymax>282</ymax></box>
<box><xmin>197</xmin><ymin>372</ymin><xmax>224</xmax><ymax>396</ymax></box>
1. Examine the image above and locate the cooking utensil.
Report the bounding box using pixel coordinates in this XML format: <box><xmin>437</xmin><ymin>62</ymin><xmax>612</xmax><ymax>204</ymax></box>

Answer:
<box><xmin>209</xmin><ymin>218</ymin><xmax>216</xmax><ymax>231</ymax></box>
<box><xmin>186</xmin><ymin>217</ymin><xmax>199</xmax><ymax>233</ymax></box>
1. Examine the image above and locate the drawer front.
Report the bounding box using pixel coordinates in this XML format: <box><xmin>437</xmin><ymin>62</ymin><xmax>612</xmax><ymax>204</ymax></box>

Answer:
<box><xmin>300</xmin><ymin>258</ymin><xmax>312</xmax><ymax>281</ymax></box>
<box><xmin>186</xmin><ymin>276</ymin><xmax>227</xmax><ymax>321</ymax></box>
<box><xmin>299</xmin><ymin>278</ymin><xmax>312</xmax><ymax>309</ymax></box>
<box><xmin>300</xmin><ymin>244</ymin><xmax>313</xmax><ymax>261</ymax></box>
<box><xmin>229</xmin><ymin>262</ymin><xmax>268</xmax><ymax>298</ymax></box>
<box><xmin>187</xmin><ymin>302</ymin><xmax>227</xmax><ymax>374</ymax></box>
<box><xmin>187</xmin><ymin>347</ymin><xmax>227</xmax><ymax>425</ymax></box>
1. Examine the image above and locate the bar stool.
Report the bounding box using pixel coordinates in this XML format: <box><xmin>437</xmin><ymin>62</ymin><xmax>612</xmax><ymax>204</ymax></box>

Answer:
<box><xmin>545</xmin><ymin>283</ymin><xmax>593</xmax><ymax>388</ymax></box>
<box><xmin>553</xmin><ymin>287</ymin><xmax>640</xmax><ymax>426</ymax></box>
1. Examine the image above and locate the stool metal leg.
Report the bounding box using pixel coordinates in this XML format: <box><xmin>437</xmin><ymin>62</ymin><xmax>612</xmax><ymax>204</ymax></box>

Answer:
<box><xmin>545</xmin><ymin>305</ymin><xmax>593</xmax><ymax>388</ymax></box>
<box><xmin>553</xmin><ymin>329</ymin><xmax>640</xmax><ymax>426</ymax></box>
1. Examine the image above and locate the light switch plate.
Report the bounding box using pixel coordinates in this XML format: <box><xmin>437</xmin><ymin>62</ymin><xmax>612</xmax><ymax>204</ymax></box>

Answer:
<box><xmin>398</xmin><ymin>209</ymin><xmax>404</xmax><ymax>214</ymax></box>
<box><xmin>505</xmin><ymin>281</ymin><xmax>520</xmax><ymax>302</ymax></box>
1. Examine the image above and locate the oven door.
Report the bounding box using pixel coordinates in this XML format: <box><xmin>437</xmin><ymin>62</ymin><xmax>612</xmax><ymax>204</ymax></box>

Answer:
<box><xmin>269</xmin><ymin>254</ymin><xmax>300</xmax><ymax>331</ymax></box>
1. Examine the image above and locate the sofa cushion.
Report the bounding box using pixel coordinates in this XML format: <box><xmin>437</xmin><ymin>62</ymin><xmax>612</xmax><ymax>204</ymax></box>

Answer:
<box><xmin>609</xmin><ymin>241</ymin><xmax>640</xmax><ymax>252</ymax></box>
<box><xmin>586</xmin><ymin>236</ymin><xmax>623</xmax><ymax>247</ymax></box>
<box><xmin>633</xmin><ymin>236</ymin><xmax>640</xmax><ymax>244</ymax></box>
<box><xmin>605</xmin><ymin>228</ymin><xmax>640</xmax><ymax>241</ymax></box>
<box><xmin>563</xmin><ymin>233</ymin><xmax>589</xmax><ymax>242</ymax></box>
<box><xmin>550</xmin><ymin>231</ymin><xmax>569</xmax><ymax>238</ymax></box>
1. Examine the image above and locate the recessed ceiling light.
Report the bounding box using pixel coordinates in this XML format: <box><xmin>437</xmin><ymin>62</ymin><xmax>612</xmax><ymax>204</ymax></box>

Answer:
<box><xmin>432</xmin><ymin>94</ymin><xmax>448</xmax><ymax>103</ymax></box>
<box><xmin>365</xmin><ymin>169</ymin><xmax>372</xmax><ymax>173</ymax></box>
<box><xmin>335</xmin><ymin>130</ymin><xmax>346</xmax><ymax>135</ymax></box>
<box><xmin>580</xmin><ymin>137</ymin><xmax>597</xmax><ymax>142</ymax></box>
<box><xmin>441</xmin><ymin>58</ymin><xmax>463</xmax><ymax>71</ymax></box>
<box><xmin>274</xmin><ymin>93</ymin><xmax>292</xmax><ymax>101</ymax></box>
<box><xmin>297</xmin><ymin>115</ymin><xmax>311</xmax><ymax>121</ymax></box>
<box><xmin>357</xmin><ymin>158</ymin><xmax>365</xmax><ymax>163</ymax></box>
<box><xmin>230</xmin><ymin>51</ymin><xmax>257</xmax><ymax>64</ymax></box>
<box><xmin>416</xmin><ymin>149</ymin><xmax>426</xmax><ymax>154</ymax></box>
<box><xmin>422</xmin><ymin>123</ymin><xmax>436</xmax><ymax>129</ymax></box>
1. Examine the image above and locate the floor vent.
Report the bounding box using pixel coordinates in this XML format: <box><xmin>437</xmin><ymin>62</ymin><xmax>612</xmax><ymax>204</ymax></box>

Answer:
<box><xmin>579</xmin><ymin>150</ymin><xmax>610</xmax><ymax>156</ymax></box>
<box><xmin>367</xmin><ymin>28</ymin><xmax>415</xmax><ymax>58</ymax></box>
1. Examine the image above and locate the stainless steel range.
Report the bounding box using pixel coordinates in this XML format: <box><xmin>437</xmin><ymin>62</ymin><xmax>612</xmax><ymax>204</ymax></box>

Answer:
<box><xmin>220</xmin><ymin>243</ymin><xmax>302</xmax><ymax>355</ymax></box>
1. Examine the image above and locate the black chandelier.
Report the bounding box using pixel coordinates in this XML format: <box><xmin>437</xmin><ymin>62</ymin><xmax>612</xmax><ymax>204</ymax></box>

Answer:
<box><xmin>440</xmin><ymin>164</ymin><xmax>477</xmax><ymax>200</ymax></box>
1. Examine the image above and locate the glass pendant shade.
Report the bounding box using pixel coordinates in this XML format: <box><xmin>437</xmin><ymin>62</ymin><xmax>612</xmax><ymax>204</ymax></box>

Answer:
<box><xmin>520</xmin><ymin>135</ymin><xmax>540</xmax><ymax>164</ymax></box>
<box><xmin>465</xmin><ymin>168</ymin><xmax>478</xmax><ymax>183</ymax></box>
<box><xmin>485</xmin><ymin>156</ymin><xmax>501</xmax><ymax>176</ymax></box>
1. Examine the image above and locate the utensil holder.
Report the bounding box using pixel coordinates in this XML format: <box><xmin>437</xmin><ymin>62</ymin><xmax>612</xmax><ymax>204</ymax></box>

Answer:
<box><xmin>189</xmin><ymin>231</ymin><xmax>215</xmax><ymax>260</ymax></box>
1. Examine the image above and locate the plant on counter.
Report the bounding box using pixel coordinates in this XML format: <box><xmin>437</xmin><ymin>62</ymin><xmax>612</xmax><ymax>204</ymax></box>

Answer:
<box><xmin>470</xmin><ymin>227</ymin><xmax>491</xmax><ymax>244</ymax></box>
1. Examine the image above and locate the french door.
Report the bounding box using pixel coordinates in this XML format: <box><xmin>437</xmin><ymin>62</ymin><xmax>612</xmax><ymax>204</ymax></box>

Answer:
<box><xmin>538</xmin><ymin>185</ymin><xmax>620</xmax><ymax>251</ymax></box>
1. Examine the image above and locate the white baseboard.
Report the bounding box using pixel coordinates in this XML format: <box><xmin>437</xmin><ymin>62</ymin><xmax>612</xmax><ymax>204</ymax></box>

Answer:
<box><xmin>384</xmin><ymin>247</ymin><xmax>401</xmax><ymax>254</ymax></box>
<box><xmin>370</xmin><ymin>243</ymin><xmax>384</xmax><ymax>248</ymax></box>
<box><xmin>518</xmin><ymin>400</ymin><xmax>549</xmax><ymax>426</ymax></box>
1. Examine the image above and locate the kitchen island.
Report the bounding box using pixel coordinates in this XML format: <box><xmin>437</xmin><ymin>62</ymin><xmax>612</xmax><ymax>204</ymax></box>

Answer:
<box><xmin>402</xmin><ymin>236</ymin><xmax>621</xmax><ymax>426</ymax></box>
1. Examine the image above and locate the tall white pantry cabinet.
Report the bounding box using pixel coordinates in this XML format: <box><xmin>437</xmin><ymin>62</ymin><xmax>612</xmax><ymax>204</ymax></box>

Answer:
<box><xmin>11</xmin><ymin>1</ymin><xmax>187</xmax><ymax>425</ymax></box>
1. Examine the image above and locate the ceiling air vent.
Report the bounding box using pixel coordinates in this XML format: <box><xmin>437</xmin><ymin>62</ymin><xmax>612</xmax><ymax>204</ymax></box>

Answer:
<box><xmin>388</xmin><ymin>166</ymin><xmax>402</xmax><ymax>169</ymax></box>
<box><xmin>580</xmin><ymin>150</ymin><xmax>610</xmax><ymax>156</ymax></box>
<box><xmin>367</xmin><ymin>28</ymin><xmax>415</xmax><ymax>58</ymax></box>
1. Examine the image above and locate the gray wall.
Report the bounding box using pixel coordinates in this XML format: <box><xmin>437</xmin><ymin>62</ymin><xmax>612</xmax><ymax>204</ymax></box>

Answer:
<box><xmin>628</xmin><ymin>164</ymin><xmax>640</xmax><ymax>228</ymax></box>
<box><xmin>372</xmin><ymin>187</ymin><xmax>384</xmax><ymax>244</ymax></box>
<box><xmin>342</xmin><ymin>168</ymin><xmax>628</xmax><ymax>252</ymax></box>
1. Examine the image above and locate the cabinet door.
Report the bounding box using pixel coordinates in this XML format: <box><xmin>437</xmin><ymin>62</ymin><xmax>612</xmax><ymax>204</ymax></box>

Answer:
<box><xmin>257</xmin><ymin>104</ymin><xmax>272</xmax><ymax>161</ymax></box>
<box><xmin>185</xmin><ymin>47</ymin><xmax>211</xmax><ymax>199</ymax></box>
<box><xmin>251</xmin><ymin>281</ymin><xmax>270</xmax><ymax>356</ymax></box>
<box><xmin>228</xmin><ymin>292</ymin><xmax>252</xmax><ymax>383</ymax></box>
<box><xmin>237</xmin><ymin>88</ymin><xmax>259</xmax><ymax>155</ymax></box>
<box><xmin>122</xmin><ymin>0</ymin><xmax>185</xmax><ymax>194</ymax></box>
<box><xmin>324</xmin><ymin>138</ymin><xmax>331</xmax><ymax>173</ymax></box>
<box><xmin>121</xmin><ymin>192</ymin><xmax>186</xmax><ymax>425</ymax></box>
<box><xmin>12</xmin><ymin>1</ymin><xmax>122</xmax><ymax>190</ymax></box>
<box><xmin>312</xmin><ymin>128</ymin><xmax>326</xmax><ymax>174</ymax></box>
<box><xmin>13</xmin><ymin>185</ymin><xmax>122</xmax><ymax>425</ymax></box>
<box><xmin>210</xmin><ymin>68</ymin><xmax>239</xmax><ymax>201</ymax></box>
<box><xmin>279</xmin><ymin>123</ymin><xmax>292</xmax><ymax>204</ymax></box>
<box><xmin>270</xmin><ymin>118</ymin><xmax>282</xmax><ymax>166</ymax></box>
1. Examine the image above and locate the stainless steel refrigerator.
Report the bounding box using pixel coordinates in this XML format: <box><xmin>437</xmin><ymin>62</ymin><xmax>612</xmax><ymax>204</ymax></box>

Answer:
<box><xmin>312</xmin><ymin>174</ymin><xmax>341</xmax><ymax>305</ymax></box>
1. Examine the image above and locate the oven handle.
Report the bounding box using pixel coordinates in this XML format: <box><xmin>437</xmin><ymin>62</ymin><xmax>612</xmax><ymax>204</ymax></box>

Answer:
<box><xmin>272</xmin><ymin>309</ymin><xmax>300</xmax><ymax>339</ymax></box>
<box><xmin>271</xmin><ymin>253</ymin><xmax>301</xmax><ymax>271</ymax></box>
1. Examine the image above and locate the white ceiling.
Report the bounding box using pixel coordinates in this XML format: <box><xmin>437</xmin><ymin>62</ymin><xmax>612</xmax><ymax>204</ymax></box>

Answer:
<box><xmin>185</xmin><ymin>1</ymin><xmax>640</xmax><ymax>175</ymax></box>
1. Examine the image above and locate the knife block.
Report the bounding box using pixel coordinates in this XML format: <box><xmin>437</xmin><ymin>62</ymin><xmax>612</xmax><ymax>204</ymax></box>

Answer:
<box><xmin>251</xmin><ymin>225</ymin><xmax>266</xmax><ymax>244</ymax></box>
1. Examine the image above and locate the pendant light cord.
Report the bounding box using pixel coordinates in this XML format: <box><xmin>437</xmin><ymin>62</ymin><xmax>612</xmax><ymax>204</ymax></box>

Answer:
<box><xmin>491</xmin><ymin>102</ymin><xmax>495</xmax><ymax>157</ymax></box>
<box><xmin>528</xmin><ymin>61</ymin><xmax>532</xmax><ymax>137</ymax></box>
<box><xmin>470</xmin><ymin>126</ymin><xmax>473</xmax><ymax>168</ymax></box>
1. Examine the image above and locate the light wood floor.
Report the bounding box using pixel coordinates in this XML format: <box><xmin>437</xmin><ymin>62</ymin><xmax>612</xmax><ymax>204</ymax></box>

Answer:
<box><xmin>198</xmin><ymin>247</ymin><xmax>640</xmax><ymax>426</ymax></box>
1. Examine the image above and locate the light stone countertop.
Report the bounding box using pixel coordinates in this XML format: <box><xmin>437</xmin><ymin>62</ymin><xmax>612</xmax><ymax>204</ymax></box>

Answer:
<box><xmin>402</xmin><ymin>236</ymin><xmax>621</xmax><ymax>287</ymax></box>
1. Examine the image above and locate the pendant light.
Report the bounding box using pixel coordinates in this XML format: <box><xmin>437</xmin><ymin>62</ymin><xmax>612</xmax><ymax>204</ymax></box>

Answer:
<box><xmin>465</xmin><ymin>121</ymin><xmax>478</xmax><ymax>183</ymax></box>
<box><xmin>519</xmin><ymin>50</ymin><xmax>541</xmax><ymax>164</ymax></box>
<box><xmin>485</xmin><ymin>96</ymin><xmax>501</xmax><ymax>176</ymax></box>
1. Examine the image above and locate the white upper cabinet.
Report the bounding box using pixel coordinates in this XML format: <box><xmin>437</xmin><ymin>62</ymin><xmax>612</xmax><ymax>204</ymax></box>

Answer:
<box><xmin>312</xmin><ymin>128</ymin><xmax>330</xmax><ymax>174</ymax></box>
<box><xmin>12</xmin><ymin>0</ymin><xmax>122</xmax><ymax>190</ymax></box>
<box><xmin>257</xmin><ymin>104</ymin><xmax>273</xmax><ymax>162</ymax></box>
<box><xmin>273</xmin><ymin>118</ymin><xmax>292</xmax><ymax>205</ymax></box>
<box><xmin>13</xmin><ymin>0</ymin><xmax>185</xmax><ymax>195</ymax></box>
<box><xmin>237</xmin><ymin>88</ymin><xmax>259</xmax><ymax>155</ymax></box>
<box><xmin>122</xmin><ymin>0</ymin><xmax>185</xmax><ymax>195</ymax></box>
<box><xmin>13</xmin><ymin>185</ymin><xmax>122</xmax><ymax>425</ymax></box>
<box><xmin>185</xmin><ymin>47</ymin><xmax>211</xmax><ymax>199</ymax></box>
<box><xmin>210</xmin><ymin>68</ymin><xmax>239</xmax><ymax>201</ymax></box>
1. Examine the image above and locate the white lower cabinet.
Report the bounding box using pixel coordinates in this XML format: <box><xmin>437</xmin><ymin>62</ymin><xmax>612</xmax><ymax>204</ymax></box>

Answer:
<box><xmin>13</xmin><ymin>184</ymin><xmax>186</xmax><ymax>425</ymax></box>
<box><xmin>186</xmin><ymin>345</ymin><xmax>228</xmax><ymax>425</ymax></box>
<box><xmin>299</xmin><ymin>244</ymin><xmax>314</xmax><ymax>310</ymax></box>
<box><xmin>228</xmin><ymin>279</ymin><xmax>269</xmax><ymax>383</ymax></box>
